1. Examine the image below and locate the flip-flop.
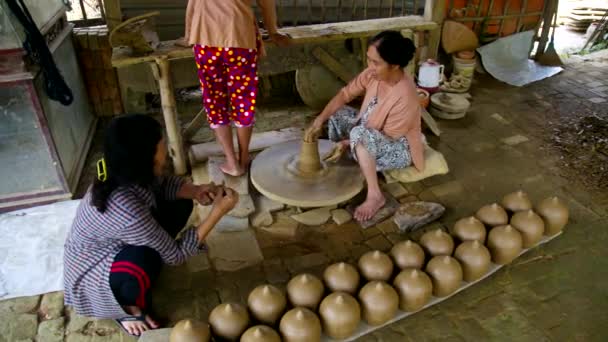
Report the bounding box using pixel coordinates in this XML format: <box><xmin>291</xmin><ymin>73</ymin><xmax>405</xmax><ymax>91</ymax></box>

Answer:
<box><xmin>115</xmin><ymin>314</ymin><xmax>149</xmax><ymax>337</ymax></box>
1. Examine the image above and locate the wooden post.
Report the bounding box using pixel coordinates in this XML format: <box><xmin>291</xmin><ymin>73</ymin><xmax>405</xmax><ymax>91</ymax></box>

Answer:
<box><xmin>360</xmin><ymin>37</ymin><xmax>368</xmax><ymax>67</ymax></box>
<box><xmin>535</xmin><ymin>0</ymin><xmax>555</xmax><ymax>58</ymax></box>
<box><xmin>154</xmin><ymin>57</ymin><xmax>187</xmax><ymax>175</ymax></box>
<box><xmin>424</xmin><ymin>0</ymin><xmax>446</xmax><ymax>60</ymax></box>
<box><xmin>103</xmin><ymin>0</ymin><xmax>122</xmax><ymax>31</ymax></box>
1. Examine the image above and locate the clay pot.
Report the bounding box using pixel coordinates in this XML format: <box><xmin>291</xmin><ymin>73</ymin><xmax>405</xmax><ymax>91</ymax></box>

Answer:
<box><xmin>358</xmin><ymin>281</ymin><xmax>399</xmax><ymax>326</ymax></box>
<box><xmin>247</xmin><ymin>284</ymin><xmax>287</xmax><ymax>325</ymax></box>
<box><xmin>390</xmin><ymin>240</ymin><xmax>425</xmax><ymax>269</ymax></box>
<box><xmin>425</xmin><ymin>256</ymin><xmax>463</xmax><ymax>297</ymax></box>
<box><xmin>501</xmin><ymin>190</ymin><xmax>533</xmax><ymax>212</ymax></box>
<box><xmin>452</xmin><ymin>216</ymin><xmax>486</xmax><ymax>242</ymax></box>
<box><xmin>208</xmin><ymin>303</ymin><xmax>249</xmax><ymax>341</ymax></box>
<box><xmin>476</xmin><ymin>203</ymin><xmax>509</xmax><ymax>226</ymax></box>
<box><xmin>510</xmin><ymin>210</ymin><xmax>545</xmax><ymax>248</ymax></box>
<box><xmin>456</xmin><ymin>50</ymin><xmax>475</xmax><ymax>59</ymax></box>
<box><xmin>170</xmin><ymin>319</ymin><xmax>210</xmax><ymax>342</ymax></box>
<box><xmin>323</xmin><ymin>262</ymin><xmax>360</xmax><ymax>294</ymax></box>
<box><xmin>536</xmin><ymin>196</ymin><xmax>569</xmax><ymax>236</ymax></box>
<box><xmin>279</xmin><ymin>307</ymin><xmax>322</xmax><ymax>342</ymax></box>
<box><xmin>487</xmin><ymin>225</ymin><xmax>523</xmax><ymax>264</ymax></box>
<box><xmin>453</xmin><ymin>240</ymin><xmax>491</xmax><ymax>282</ymax></box>
<box><xmin>319</xmin><ymin>292</ymin><xmax>361</xmax><ymax>339</ymax></box>
<box><xmin>419</xmin><ymin>229</ymin><xmax>454</xmax><ymax>256</ymax></box>
<box><xmin>358</xmin><ymin>250</ymin><xmax>394</xmax><ymax>281</ymax></box>
<box><xmin>286</xmin><ymin>274</ymin><xmax>324</xmax><ymax>310</ymax></box>
<box><xmin>393</xmin><ymin>269</ymin><xmax>433</xmax><ymax>312</ymax></box>
<box><xmin>241</xmin><ymin>325</ymin><xmax>281</xmax><ymax>342</ymax></box>
<box><xmin>417</xmin><ymin>88</ymin><xmax>430</xmax><ymax>109</ymax></box>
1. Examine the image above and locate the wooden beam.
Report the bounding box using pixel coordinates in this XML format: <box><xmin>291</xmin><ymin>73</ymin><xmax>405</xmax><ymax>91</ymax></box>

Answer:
<box><xmin>424</xmin><ymin>0</ymin><xmax>446</xmax><ymax>60</ymax></box>
<box><xmin>450</xmin><ymin>12</ymin><xmax>543</xmax><ymax>22</ymax></box>
<box><xmin>182</xmin><ymin>109</ymin><xmax>207</xmax><ymax>142</ymax></box>
<box><xmin>103</xmin><ymin>0</ymin><xmax>122</xmax><ymax>31</ymax></box>
<box><xmin>312</xmin><ymin>47</ymin><xmax>356</xmax><ymax>83</ymax></box>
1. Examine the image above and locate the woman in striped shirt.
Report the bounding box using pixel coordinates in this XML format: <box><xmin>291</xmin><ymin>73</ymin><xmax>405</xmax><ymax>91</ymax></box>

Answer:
<box><xmin>63</xmin><ymin>114</ymin><xmax>237</xmax><ymax>336</ymax></box>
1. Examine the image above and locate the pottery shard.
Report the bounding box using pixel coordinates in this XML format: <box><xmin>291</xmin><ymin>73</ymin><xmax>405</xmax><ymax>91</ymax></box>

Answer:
<box><xmin>290</xmin><ymin>207</ymin><xmax>331</xmax><ymax>226</ymax></box>
<box><xmin>251</xmin><ymin>210</ymin><xmax>273</xmax><ymax>228</ymax></box>
<box><xmin>331</xmin><ymin>209</ymin><xmax>352</xmax><ymax>225</ymax></box>
<box><xmin>393</xmin><ymin>201</ymin><xmax>446</xmax><ymax>234</ymax></box>
<box><xmin>261</xmin><ymin>213</ymin><xmax>299</xmax><ymax>238</ymax></box>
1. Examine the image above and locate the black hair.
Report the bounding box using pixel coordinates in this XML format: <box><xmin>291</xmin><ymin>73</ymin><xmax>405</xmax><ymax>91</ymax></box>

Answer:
<box><xmin>369</xmin><ymin>30</ymin><xmax>416</xmax><ymax>68</ymax></box>
<box><xmin>91</xmin><ymin>114</ymin><xmax>163</xmax><ymax>212</ymax></box>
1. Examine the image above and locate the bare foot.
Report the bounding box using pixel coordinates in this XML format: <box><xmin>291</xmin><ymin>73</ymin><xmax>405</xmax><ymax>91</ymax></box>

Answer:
<box><xmin>220</xmin><ymin>162</ymin><xmax>244</xmax><ymax>177</ymax></box>
<box><xmin>119</xmin><ymin>306</ymin><xmax>159</xmax><ymax>336</ymax></box>
<box><xmin>354</xmin><ymin>194</ymin><xmax>386</xmax><ymax>222</ymax></box>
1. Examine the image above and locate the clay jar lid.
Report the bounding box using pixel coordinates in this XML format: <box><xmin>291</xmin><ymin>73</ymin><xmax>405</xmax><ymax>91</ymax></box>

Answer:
<box><xmin>358</xmin><ymin>250</ymin><xmax>394</xmax><ymax>281</ymax></box>
<box><xmin>487</xmin><ymin>225</ymin><xmax>523</xmax><ymax>264</ymax></box>
<box><xmin>170</xmin><ymin>319</ymin><xmax>210</xmax><ymax>342</ymax></box>
<box><xmin>279</xmin><ymin>307</ymin><xmax>322</xmax><ymax>342</ymax></box>
<box><xmin>425</xmin><ymin>256</ymin><xmax>463</xmax><ymax>297</ymax></box>
<box><xmin>475</xmin><ymin>203</ymin><xmax>509</xmax><ymax>226</ymax></box>
<box><xmin>241</xmin><ymin>325</ymin><xmax>281</xmax><ymax>342</ymax></box>
<box><xmin>323</xmin><ymin>262</ymin><xmax>360</xmax><ymax>294</ymax></box>
<box><xmin>536</xmin><ymin>196</ymin><xmax>569</xmax><ymax>236</ymax></box>
<box><xmin>286</xmin><ymin>274</ymin><xmax>324</xmax><ymax>310</ymax></box>
<box><xmin>319</xmin><ymin>292</ymin><xmax>361</xmax><ymax>339</ymax></box>
<box><xmin>510</xmin><ymin>210</ymin><xmax>545</xmax><ymax>248</ymax></box>
<box><xmin>390</xmin><ymin>240</ymin><xmax>425</xmax><ymax>269</ymax></box>
<box><xmin>454</xmin><ymin>240</ymin><xmax>491</xmax><ymax>282</ymax></box>
<box><xmin>420</xmin><ymin>229</ymin><xmax>454</xmax><ymax>256</ymax></box>
<box><xmin>452</xmin><ymin>216</ymin><xmax>487</xmax><ymax>243</ymax></box>
<box><xmin>247</xmin><ymin>284</ymin><xmax>287</xmax><ymax>325</ymax></box>
<box><xmin>358</xmin><ymin>281</ymin><xmax>399</xmax><ymax>326</ymax></box>
<box><xmin>393</xmin><ymin>269</ymin><xmax>433</xmax><ymax>312</ymax></box>
<box><xmin>501</xmin><ymin>190</ymin><xmax>533</xmax><ymax>212</ymax></box>
<box><xmin>208</xmin><ymin>303</ymin><xmax>249</xmax><ymax>341</ymax></box>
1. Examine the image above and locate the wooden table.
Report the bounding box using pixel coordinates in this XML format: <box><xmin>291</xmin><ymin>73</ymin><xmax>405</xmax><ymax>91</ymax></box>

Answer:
<box><xmin>112</xmin><ymin>16</ymin><xmax>437</xmax><ymax>175</ymax></box>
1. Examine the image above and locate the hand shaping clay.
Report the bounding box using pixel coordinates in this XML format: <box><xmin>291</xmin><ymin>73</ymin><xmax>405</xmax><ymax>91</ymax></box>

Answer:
<box><xmin>358</xmin><ymin>250</ymin><xmax>394</xmax><ymax>281</ymax></box>
<box><xmin>241</xmin><ymin>325</ymin><xmax>281</xmax><ymax>342</ymax></box>
<box><xmin>286</xmin><ymin>274</ymin><xmax>325</xmax><ymax>310</ymax></box>
<box><xmin>425</xmin><ymin>256</ymin><xmax>463</xmax><ymax>297</ymax></box>
<box><xmin>475</xmin><ymin>203</ymin><xmax>508</xmax><ymax>226</ymax></box>
<box><xmin>487</xmin><ymin>225</ymin><xmax>523</xmax><ymax>264</ymax></box>
<box><xmin>169</xmin><ymin>319</ymin><xmax>210</xmax><ymax>342</ymax></box>
<box><xmin>393</xmin><ymin>269</ymin><xmax>433</xmax><ymax>312</ymax></box>
<box><xmin>536</xmin><ymin>196</ymin><xmax>569</xmax><ymax>236</ymax></box>
<box><xmin>501</xmin><ymin>190</ymin><xmax>533</xmax><ymax>212</ymax></box>
<box><xmin>510</xmin><ymin>210</ymin><xmax>545</xmax><ymax>248</ymax></box>
<box><xmin>390</xmin><ymin>240</ymin><xmax>425</xmax><ymax>269</ymax></box>
<box><xmin>279</xmin><ymin>307</ymin><xmax>322</xmax><ymax>342</ymax></box>
<box><xmin>453</xmin><ymin>240</ymin><xmax>491</xmax><ymax>282</ymax></box>
<box><xmin>208</xmin><ymin>303</ymin><xmax>249</xmax><ymax>341</ymax></box>
<box><xmin>323</xmin><ymin>262</ymin><xmax>360</xmax><ymax>294</ymax></box>
<box><xmin>247</xmin><ymin>284</ymin><xmax>287</xmax><ymax>325</ymax></box>
<box><xmin>420</xmin><ymin>229</ymin><xmax>454</xmax><ymax>256</ymax></box>
<box><xmin>358</xmin><ymin>281</ymin><xmax>399</xmax><ymax>326</ymax></box>
<box><xmin>319</xmin><ymin>292</ymin><xmax>361</xmax><ymax>339</ymax></box>
<box><xmin>452</xmin><ymin>216</ymin><xmax>487</xmax><ymax>243</ymax></box>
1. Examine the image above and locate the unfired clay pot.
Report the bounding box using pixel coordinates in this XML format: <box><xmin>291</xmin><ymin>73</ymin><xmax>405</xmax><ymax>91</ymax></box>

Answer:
<box><xmin>279</xmin><ymin>307</ymin><xmax>322</xmax><ymax>342</ymax></box>
<box><xmin>170</xmin><ymin>319</ymin><xmax>210</xmax><ymax>342</ymax></box>
<box><xmin>420</xmin><ymin>229</ymin><xmax>454</xmax><ymax>256</ymax></box>
<box><xmin>319</xmin><ymin>292</ymin><xmax>361</xmax><ymax>339</ymax></box>
<box><xmin>510</xmin><ymin>210</ymin><xmax>545</xmax><ymax>248</ymax></box>
<box><xmin>323</xmin><ymin>262</ymin><xmax>360</xmax><ymax>294</ymax></box>
<box><xmin>358</xmin><ymin>250</ymin><xmax>394</xmax><ymax>281</ymax></box>
<box><xmin>536</xmin><ymin>196</ymin><xmax>569</xmax><ymax>236</ymax></box>
<box><xmin>247</xmin><ymin>284</ymin><xmax>287</xmax><ymax>325</ymax></box>
<box><xmin>452</xmin><ymin>216</ymin><xmax>487</xmax><ymax>242</ymax></box>
<box><xmin>487</xmin><ymin>225</ymin><xmax>523</xmax><ymax>264</ymax></box>
<box><xmin>358</xmin><ymin>281</ymin><xmax>399</xmax><ymax>326</ymax></box>
<box><xmin>286</xmin><ymin>274</ymin><xmax>324</xmax><ymax>310</ymax></box>
<box><xmin>501</xmin><ymin>190</ymin><xmax>533</xmax><ymax>212</ymax></box>
<box><xmin>475</xmin><ymin>203</ymin><xmax>509</xmax><ymax>226</ymax></box>
<box><xmin>453</xmin><ymin>240</ymin><xmax>491</xmax><ymax>282</ymax></box>
<box><xmin>425</xmin><ymin>256</ymin><xmax>463</xmax><ymax>297</ymax></box>
<box><xmin>390</xmin><ymin>240</ymin><xmax>425</xmax><ymax>269</ymax></box>
<box><xmin>393</xmin><ymin>269</ymin><xmax>433</xmax><ymax>312</ymax></box>
<box><xmin>208</xmin><ymin>303</ymin><xmax>250</xmax><ymax>341</ymax></box>
<box><xmin>240</xmin><ymin>325</ymin><xmax>281</xmax><ymax>342</ymax></box>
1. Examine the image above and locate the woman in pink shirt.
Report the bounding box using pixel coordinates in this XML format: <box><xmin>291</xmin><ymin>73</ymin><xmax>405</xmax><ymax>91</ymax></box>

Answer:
<box><xmin>306</xmin><ymin>31</ymin><xmax>424</xmax><ymax>222</ymax></box>
<box><xmin>185</xmin><ymin>0</ymin><xmax>289</xmax><ymax>176</ymax></box>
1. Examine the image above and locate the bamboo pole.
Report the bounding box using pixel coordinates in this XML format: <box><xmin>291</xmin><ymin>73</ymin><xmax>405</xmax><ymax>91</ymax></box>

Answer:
<box><xmin>308</xmin><ymin>0</ymin><xmax>313</xmax><ymax>24</ymax></box>
<box><xmin>425</xmin><ymin>0</ymin><xmax>446</xmax><ymax>60</ymax></box>
<box><xmin>516</xmin><ymin>0</ymin><xmax>528</xmax><ymax>32</ymax></box>
<box><xmin>389</xmin><ymin>0</ymin><xmax>394</xmax><ymax>17</ymax></box>
<box><xmin>364</xmin><ymin>0</ymin><xmax>369</xmax><ymax>19</ymax></box>
<box><xmin>360</xmin><ymin>36</ymin><xmax>368</xmax><ymax>67</ymax></box>
<box><xmin>497</xmin><ymin>0</ymin><xmax>511</xmax><ymax>37</ymax></box>
<box><xmin>321</xmin><ymin>0</ymin><xmax>326</xmax><ymax>23</ymax></box>
<box><xmin>337</xmin><ymin>0</ymin><xmax>342</xmax><ymax>21</ymax></box>
<box><xmin>312</xmin><ymin>47</ymin><xmax>356</xmax><ymax>82</ymax></box>
<box><xmin>98</xmin><ymin>0</ymin><xmax>105</xmax><ymax>20</ymax></box>
<box><xmin>294</xmin><ymin>0</ymin><xmax>299</xmax><ymax>26</ymax></box>
<box><xmin>103</xmin><ymin>0</ymin><xmax>122</xmax><ymax>31</ymax></box>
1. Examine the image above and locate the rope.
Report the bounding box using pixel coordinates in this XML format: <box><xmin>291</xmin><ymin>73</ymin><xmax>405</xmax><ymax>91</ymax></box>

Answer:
<box><xmin>5</xmin><ymin>0</ymin><xmax>74</xmax><ymax>106</ymax></box>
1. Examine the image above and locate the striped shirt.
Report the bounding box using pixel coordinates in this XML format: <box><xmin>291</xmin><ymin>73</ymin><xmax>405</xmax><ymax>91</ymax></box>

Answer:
<box><xmin>63</xmin><ymin>176</ymin><xmax>205</xmax><ymax>318</ymax></box>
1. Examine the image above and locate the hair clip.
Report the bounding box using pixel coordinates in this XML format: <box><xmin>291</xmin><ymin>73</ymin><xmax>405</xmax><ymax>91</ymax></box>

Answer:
<box><xmin>97</xmin><ymin>158</ymin><xmax>107</xmax><ymax>182</ymax></box>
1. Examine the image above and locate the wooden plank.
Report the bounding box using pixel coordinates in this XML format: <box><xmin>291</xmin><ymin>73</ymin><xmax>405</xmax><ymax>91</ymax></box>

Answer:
<box><xmin>450</xmin><ymin>12</ymin><xmax>543</xmax><ymax>22</ymax></box>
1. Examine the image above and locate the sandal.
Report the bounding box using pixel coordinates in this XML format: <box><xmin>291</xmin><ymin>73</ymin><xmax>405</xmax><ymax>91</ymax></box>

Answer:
<box><xmin>115</xmin><ymin>314</ymin><xmax>150</xmax><ymax>337</ymax></box>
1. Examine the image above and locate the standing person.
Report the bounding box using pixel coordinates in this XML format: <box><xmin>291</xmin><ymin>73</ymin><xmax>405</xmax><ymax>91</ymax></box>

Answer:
<box><xmin>63</xmin><ymin>115</ymin><xmax>238</xmax><ymax>337</ymax></box>
<box><xmin>185</xmin><ymin>0</ymin><xmax>290</xmax><ymax>176</ymax></box>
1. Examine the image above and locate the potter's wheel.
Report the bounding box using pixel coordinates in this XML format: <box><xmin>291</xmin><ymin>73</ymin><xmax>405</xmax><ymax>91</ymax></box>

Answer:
<box><xmin>251</xmin><ymin>139</ymin><xmax>364</xmax><ymax>208</ymax></box>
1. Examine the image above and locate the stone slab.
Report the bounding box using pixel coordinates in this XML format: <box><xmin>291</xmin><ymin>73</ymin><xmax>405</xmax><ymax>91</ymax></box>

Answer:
<box><xmin>207</xmin><ymin>157</ymin><xmax>250</xmax><ymax>195</ymax></box>
<box><xmin>260</xmin><ymin>213</ymin><xmax>299</xmax><ymax>238</ymax></box>
<box><xmin>290</xmin><ymin>207</ymin><xmax>332</xmax><ymax>226</ymax></box>
<box><xmin>227</xmin><ymin>193</ymin><xmax>255</xmax><ymax>218</ymax></box>
<box><xmin>195</xmin><ymin>204</ymin><xmax>249</xmax><ymax>232</ymax></box>
<box><xmin>346</xmin><ymin>192</ymin><xmax>400</xmax><ymax>229</ymax></box>
<box><xmin>39</xmin><ymin>292</ymin><xmax>64</xmax><ymax>320</ymax></box>
<box><xmin>331</xmin><ymin>209</ymin><xmax>352</xmax><ymax>225</ymax></box>
<box><xmin>393</xmin><ymin>201</ymin><xmax>446</xmax><ymax>234</ymax></box>
<box><xmin>140</xmin><ymin>328</ymin><xmax>171</xmax><ymax>342</ymax></box>
<box><xmin>251</xmin><ymin>210</ymin><xmax>273</xmax><ymax>228</ymax></box>
<box><xmin>383</xmin><ymin>182</ymin><xmax>409</xmax><ymax>198</ymax></box>
<box><xmin>37</xmin><ymin>318</ymin><xmax>64</xmax><ymax>342</ymax></box>
<box><xmin>206</xmin><ymin>229</ymin><xmax>264</xmax><ymax>271</ymax></box>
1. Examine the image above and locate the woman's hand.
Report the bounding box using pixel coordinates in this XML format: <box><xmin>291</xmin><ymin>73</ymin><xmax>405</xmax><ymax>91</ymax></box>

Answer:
<box><xmin>270</xmin><ymin>32</ymin><xmax>291</xmax><ymax>47</ymax></box>
<box><xmin>304</xmin><ymin>117</ymin><xmax>324</xmax><ymax>142</ymax></box>
<box><xmin>193</xmin><ymin>183</ymin><xmax>220</xmax><ymax>206</ymax></box>
<box><xmin>323</xmin><ymin>140</ymin><xmax>349</xmax><ymax>163</ymax></box>
<box><xmin>211</xmin><ymin>186</ymin><xmax>239</xmax><ymax>215</ymax></box>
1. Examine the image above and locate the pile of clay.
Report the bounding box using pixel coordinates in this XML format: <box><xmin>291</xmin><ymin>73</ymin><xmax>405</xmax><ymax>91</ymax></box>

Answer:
<box><xmin>168</xmin><ymin>191</ymin><xmax>568</xmax><ymax>341</ymax></box>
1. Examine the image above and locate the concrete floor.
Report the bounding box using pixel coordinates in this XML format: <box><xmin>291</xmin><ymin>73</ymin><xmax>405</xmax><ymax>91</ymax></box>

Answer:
<box><xmin>2</xmin><ymin>54</ymin><xmax>607</xmax><ymax>341</ymax></box>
